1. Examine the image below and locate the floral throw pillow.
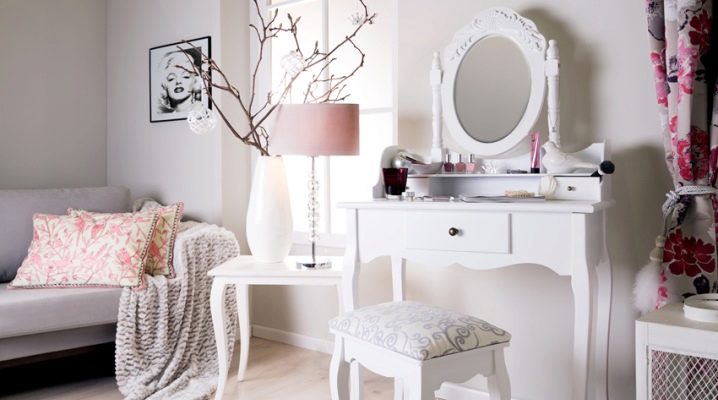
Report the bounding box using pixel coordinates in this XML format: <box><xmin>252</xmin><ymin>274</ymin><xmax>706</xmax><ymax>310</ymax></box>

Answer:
<box><xmin>70</xmin><ymin>203</ymin><xmax>183</xmax><ymax>277</ymax></box>
<box><xmin>9</xmin><ymin>212</ymin><xmax>158</xmax><ymax>289</ymax></box>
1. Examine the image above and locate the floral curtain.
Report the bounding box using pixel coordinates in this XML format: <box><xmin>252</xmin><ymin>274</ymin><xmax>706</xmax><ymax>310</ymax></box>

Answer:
<box><xmin>646</xmin><ymin>0</ymin><xmax>717</xmax><ymax>307</ymax></box>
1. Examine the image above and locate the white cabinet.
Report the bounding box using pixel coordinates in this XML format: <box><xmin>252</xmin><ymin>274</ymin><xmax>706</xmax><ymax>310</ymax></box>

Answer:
<box><xmin>636</xmin><ymin>304</ymin><xmax>718</xmax><ymax>400</ymax></box>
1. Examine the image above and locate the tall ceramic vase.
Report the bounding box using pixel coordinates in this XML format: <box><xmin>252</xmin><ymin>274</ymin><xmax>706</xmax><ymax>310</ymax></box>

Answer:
<box><xmin>246</xmin><ymin>156</ymin><xmax>293</xmax><ymax>263</ymax></box>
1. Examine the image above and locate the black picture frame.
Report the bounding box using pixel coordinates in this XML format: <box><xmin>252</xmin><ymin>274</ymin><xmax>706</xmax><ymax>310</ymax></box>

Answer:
<box><xmin>149</xmin><ymin>36</ymin><xmax>211</xmax><ymax>123</ymax></box>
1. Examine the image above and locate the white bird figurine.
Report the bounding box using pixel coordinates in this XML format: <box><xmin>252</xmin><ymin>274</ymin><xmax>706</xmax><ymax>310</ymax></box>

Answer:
<box><xmin>541</xmin><ymin>141</ymin><xmax>597</xmax><ymax>174</ymax></box>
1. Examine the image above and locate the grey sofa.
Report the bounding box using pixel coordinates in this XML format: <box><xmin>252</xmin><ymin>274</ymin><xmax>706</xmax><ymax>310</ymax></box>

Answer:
<box><xmin>0</xmin><ymin>187</ymin><xmax>130</xmax><ymax>362</ymax></box>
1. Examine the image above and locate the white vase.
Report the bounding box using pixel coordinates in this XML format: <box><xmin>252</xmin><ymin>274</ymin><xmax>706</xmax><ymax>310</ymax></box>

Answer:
<box><xmin>246</xmin><ymin>156</ymin><xmax>293</xmax><ymax>263</ymax></box>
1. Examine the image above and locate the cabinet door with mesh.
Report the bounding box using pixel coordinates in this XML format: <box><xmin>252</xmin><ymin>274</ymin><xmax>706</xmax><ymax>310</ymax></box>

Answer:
<box><xmin>650</xmin><ymin>349</ymin><xmax>718</xmax><ymax>400</ymax></box>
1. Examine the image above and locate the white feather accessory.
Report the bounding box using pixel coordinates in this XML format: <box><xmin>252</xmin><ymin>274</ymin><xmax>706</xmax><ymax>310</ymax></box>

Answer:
<box><xmin>633</xmin><ymin>235</ymin><xmax>665</xmax><ymax>314</ymax></box>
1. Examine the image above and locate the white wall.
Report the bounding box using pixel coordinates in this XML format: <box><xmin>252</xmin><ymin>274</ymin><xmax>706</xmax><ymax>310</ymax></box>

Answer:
<box><xmin>250</xmin><ymin>1</ymin><xmax>671</xmax><ymax>399</ymax></box>
<box><xmin>106</xmin><ymin>0</ymin><xmax>223</xmax><ymax>223</ymax></box>
<box><xmin>0</xmin><ymin>0</ymin><xmax>107</xmax><ymax>190</ymax></box>
<box><xmin>219</xmin><ymin>0</ymin><xmax>252</xmax><ymax>252</ymax></box>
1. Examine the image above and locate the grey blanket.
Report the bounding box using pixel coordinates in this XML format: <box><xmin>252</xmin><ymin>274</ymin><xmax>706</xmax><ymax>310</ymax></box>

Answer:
<box><xmin>115</xmin><ymin>222</ymin><xmax>239</xmax><ymax>400</ymax></box>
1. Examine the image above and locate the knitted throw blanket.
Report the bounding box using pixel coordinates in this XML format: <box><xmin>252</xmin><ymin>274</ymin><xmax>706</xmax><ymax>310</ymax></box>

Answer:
<box><xmin>115</xmin><ymin>223</ymin><xmax>239</xmax><ymax>400</ymax></box>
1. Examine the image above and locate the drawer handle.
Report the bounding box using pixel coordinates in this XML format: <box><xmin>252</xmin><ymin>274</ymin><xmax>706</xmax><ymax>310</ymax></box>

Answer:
<box><xmin>448</xmin><ymin>227</ymin><xmax>460</xmax><ymax>237</ymax></box>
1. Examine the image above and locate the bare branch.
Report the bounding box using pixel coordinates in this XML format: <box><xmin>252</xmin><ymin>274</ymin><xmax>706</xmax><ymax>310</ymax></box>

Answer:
<box><xmin>176</xmin><ymin>0</ymin><xmax>374</xmax><ymax>155</ymax></box>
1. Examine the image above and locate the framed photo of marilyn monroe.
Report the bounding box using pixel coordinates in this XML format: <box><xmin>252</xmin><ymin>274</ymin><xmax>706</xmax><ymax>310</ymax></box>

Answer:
<box><xmin>149</xmin><ymin>36</ymin><xmax>211</xmax><ymax>122</ymax></box>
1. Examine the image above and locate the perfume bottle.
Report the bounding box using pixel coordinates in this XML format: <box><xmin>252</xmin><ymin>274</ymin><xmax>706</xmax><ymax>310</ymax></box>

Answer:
<box><xmin>443</xmin><ymin>152</ymin><xmax>454</xmax><ymax>173</ymax></box>
<box><xmin>466</xmin><ymin>154</ymin><xmax>478</xmax><ymax>173</ymax></box>
<box><xmin>455</xmin><ymin>154</ymin><xmax>467</xmax><ymax>173</ymax></box>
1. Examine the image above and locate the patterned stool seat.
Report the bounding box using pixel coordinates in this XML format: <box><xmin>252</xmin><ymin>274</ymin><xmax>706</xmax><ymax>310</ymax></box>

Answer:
<box><xmin>329</xmin><ymin>301</ymin><xmax>511</xmax><ymax>361</ymax></box>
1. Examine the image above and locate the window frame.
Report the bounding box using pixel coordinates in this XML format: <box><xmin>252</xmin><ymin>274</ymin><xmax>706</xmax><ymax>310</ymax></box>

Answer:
<box><xmin>253</xmin><ymin>0</ymin><xmax>398</xmax><ymax>249</ymax></box>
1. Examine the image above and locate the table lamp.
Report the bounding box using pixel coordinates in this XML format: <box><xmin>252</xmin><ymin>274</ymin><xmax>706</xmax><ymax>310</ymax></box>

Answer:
<box><xmin>270</xmin><ymin>103</ymin><xmax>360</xmax><ymax>268</ymax></box>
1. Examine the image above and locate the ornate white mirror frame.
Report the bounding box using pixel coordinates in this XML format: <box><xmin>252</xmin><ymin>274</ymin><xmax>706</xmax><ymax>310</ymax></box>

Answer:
<box><xmin>431</xmin><ymin>7</ymin><xmax>560</xmax><ymax>160</ymax></box>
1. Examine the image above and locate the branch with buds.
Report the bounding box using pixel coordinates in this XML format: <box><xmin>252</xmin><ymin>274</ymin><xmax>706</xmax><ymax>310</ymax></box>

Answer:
<box><xmin>181</xmin><ymin>0</ymin><xmax>375</xmax><ymax>156</ymax></box>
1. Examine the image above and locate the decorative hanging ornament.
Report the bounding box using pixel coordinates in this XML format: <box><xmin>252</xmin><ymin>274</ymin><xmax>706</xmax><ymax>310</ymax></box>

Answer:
<box><xmin>280</xmin><ymin>51</ymin><xmax>305</xmax><ymax>76</ymax></box>
<box><xmin>187</xmin><ymin>104</ymin><xmax>216</xmax><ymax>135</ymax></box>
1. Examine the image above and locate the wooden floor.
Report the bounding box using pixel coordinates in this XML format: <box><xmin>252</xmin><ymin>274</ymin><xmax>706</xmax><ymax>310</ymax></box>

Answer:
<box><xmin>0</xmin><ymin>338</ymin><xmax>394</xmax><ymax>400</ymax></box>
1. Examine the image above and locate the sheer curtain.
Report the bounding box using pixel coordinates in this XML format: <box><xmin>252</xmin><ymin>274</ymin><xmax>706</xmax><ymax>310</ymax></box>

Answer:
<box><xmin>640</xmin><ymin>0</ymin><xmax>717</xmax><ymax>310</ymax></box>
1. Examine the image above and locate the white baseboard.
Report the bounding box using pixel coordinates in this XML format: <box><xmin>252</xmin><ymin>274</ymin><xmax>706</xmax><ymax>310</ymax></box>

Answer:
<box><xmin>250</xmin><ymin>326</ymin><xmax>522</xmax><ymax>400</ymax></box>
<box><xmin>436</xmin><ymin>382</ymin><xmax>523</xmax><ymax>400</ymax></box>
<box><xmin>251</xmin><ymin>324</ymin><xmax>334</xmax><ymax>355</ymax></box>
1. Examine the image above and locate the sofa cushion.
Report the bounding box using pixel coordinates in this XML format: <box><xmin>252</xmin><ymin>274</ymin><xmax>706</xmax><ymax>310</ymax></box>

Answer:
<box><xmin>70</xmin><ymin>202</ymin><xmax>184</xmax><ymax>277</ymax></box>
<box><xmin>0</xmin><ymin>187</ymin><xmax>130</xmax><ymax>283</ymax></box>
<box><xmin>0</xmin><ymin>283</ymin><xmax>122</xmax><ymax>338</ymax></box>
<box><xmin>329</xmin><ymin>301</ymin><xmax>511</xmax><ymax>361</ymax></box>
<box><xmin>9</xmin><ymin>211</ymin><xmax>158</xmax><ymax>289</ymax></box>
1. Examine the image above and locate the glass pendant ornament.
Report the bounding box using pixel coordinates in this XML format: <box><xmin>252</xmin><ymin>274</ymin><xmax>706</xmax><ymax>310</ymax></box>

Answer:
<box><xmin>187</xmin><ymin>104</ymin><xmax>217</xmax><ymax>135</ymax></box>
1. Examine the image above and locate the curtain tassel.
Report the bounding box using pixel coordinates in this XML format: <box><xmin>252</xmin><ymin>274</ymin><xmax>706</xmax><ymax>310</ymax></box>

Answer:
<box><xmin>634</xmin><ymin>235</ymin><xmax>666</xmax><ymax>314</ymax></box>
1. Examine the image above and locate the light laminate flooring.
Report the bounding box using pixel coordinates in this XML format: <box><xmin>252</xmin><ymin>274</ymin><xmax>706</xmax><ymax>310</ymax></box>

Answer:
<box><xmin>0</xmin><ymin>338</ymin><xmax>394</xmax><ymax>400</ymax></box>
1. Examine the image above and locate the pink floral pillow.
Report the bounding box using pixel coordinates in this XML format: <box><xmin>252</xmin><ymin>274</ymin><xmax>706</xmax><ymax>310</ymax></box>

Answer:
<box><xmin>9</xmin><ymin>212</ymin><xmax>158</xmax><ymax>289</ymax></box>
<box><xmin>70</xmin><ymin>203</ymin><xmax>183</xmax><ymax>277</ymax></box>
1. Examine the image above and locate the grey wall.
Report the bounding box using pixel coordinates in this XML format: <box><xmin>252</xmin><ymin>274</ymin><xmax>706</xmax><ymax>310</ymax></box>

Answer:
<box><xmin>106</xmin><ymin>0</ymin><xmax>223</xmax><ymax>223</ymax></box>
<box><xmin>0</xmin><ymin>0</ymin><xmax>107</xmax><ymax>189</ymax></box>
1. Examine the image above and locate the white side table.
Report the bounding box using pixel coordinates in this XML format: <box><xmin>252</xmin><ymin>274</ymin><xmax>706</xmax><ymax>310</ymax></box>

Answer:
<box><xmin>636</xmin><ymin>303</ymin><xmax>718</xmax><ymax>400</ymax></box>
<box><xmin>209</xmin><ymin>255</ymin><xmax>343</xmax><ymax>400</ymax></box>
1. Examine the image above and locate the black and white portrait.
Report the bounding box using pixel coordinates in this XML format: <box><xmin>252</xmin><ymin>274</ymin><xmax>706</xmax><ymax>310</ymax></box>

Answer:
<box><xmin>149</xmin><ymin>36</ymin><xmax>211</xmax><ymax>122</ymax></box>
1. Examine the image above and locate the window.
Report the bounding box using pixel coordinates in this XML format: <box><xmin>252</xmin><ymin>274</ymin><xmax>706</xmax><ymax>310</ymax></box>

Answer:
<box><xmin>261</xmin><ymin>0</ymin><xmax>396</xmax><ymax>246</ymax></box>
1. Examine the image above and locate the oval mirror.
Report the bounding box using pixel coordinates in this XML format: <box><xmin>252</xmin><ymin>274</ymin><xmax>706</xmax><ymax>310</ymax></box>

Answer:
<box><xmin>440</xmin><ymin>8</ymin><xmax>548</xmax><ymax>158</ymax></box>
<box><xmin>454</xmin><ymin>36</ymin><xmax>531</xmax><ymax>144</ymax></box>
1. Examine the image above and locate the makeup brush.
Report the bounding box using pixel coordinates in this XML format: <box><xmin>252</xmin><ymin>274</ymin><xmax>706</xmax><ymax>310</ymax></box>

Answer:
<box><xmin>590</xmin><ymin>160</ymin><xmax>615</xmax><ymax>179</ymax></box>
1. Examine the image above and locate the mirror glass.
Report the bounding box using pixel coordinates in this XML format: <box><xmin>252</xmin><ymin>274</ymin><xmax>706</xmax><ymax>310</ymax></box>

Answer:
<box><xmin>454</xmin><ymin>36</ymin><xmax>531</xmax><ymax>143</ymax></box>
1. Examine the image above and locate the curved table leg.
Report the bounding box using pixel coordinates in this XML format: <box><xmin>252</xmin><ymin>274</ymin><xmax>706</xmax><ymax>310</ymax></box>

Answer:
<box><xmin>571</xmin><ymin>215</ymin><xmax>596</xmax><ymax>400</ymax></box>
<box><xmin>571</xmin><ymin>262</ymin><xmax>594</xmax><ymax>400</ymax></box>
<box><xmin>211</xmin><ymin>279</ymin><xmax>229</xmax><ymax>400</ymax></box>
<box><xmin>594</xmin><ymin>250</ymin><xmax>612</xmax><ymax>400</ymax></box>
<box><xmin>236</xmin><ymin>283</ymin><xmax>250</xmax><ymax>382</ymax></box>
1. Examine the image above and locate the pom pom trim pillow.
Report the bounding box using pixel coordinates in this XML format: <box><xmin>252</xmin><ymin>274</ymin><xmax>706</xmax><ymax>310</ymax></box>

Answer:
<box><xmin>69</xmin><ymin>203</ymin><xmax>183</xmax><ymax>277</ymax></box>
<box><xmin>9</xmin><ymin>211</ymin><xmax>159</xmax><ymax>289</ymax></box>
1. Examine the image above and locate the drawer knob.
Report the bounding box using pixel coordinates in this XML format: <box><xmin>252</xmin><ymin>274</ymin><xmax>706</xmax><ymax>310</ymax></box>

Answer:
<box><xmin>448</xmin><ymin>227</ymin><xmax>460</xmax><ymax>236</ymax></box>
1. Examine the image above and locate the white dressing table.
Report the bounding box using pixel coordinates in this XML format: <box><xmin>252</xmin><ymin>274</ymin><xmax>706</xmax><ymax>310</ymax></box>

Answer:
<box><xmin>339</xmin><ymin>199</ymin><xmax>613</xmax><ymax>400</ymax></box>
<box><xmin>336</xmin><ymin>7</ymin><xmax>614</xmax><ymax>399</ymax></box>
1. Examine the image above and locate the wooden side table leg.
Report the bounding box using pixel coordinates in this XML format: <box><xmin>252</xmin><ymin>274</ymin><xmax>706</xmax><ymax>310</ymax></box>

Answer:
<box><xmin>211</xmin><ymin>279</ymin><xmax>229</xmax><ymax>400</ymax></box>
<box><xmin>236</xmin><ymin>283</ymin><xmax>250</xmax><ymax>382</ymax></box>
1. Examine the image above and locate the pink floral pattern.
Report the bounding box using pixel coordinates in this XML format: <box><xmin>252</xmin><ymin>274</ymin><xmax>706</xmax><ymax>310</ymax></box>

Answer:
<box><xmin>9</xmin><ymin>212</ymin><xmax>158</xmax><ymax>289</ymax></box>
<box><xmin>650</xmin><ymin>50</ymin><xmax>668</xmax><ymax>107</ymax></box>
<box><xmin>663</xmin><ymin>228</ymin><xmax>715</xmax><ymax>277</ymax></box>
<box><xmin>676</xmin><ymin>126</ymin><xmax>710</xmax><ymax>181</ymax></box>
<box><xmin>646</xmin><ymin>0</ymin><xmax>718</xmax><ymax>304</ymax></box>
<box><xmin>69</xmin><ymin>203</ymin><xmax>183</xmax><ymax>277</ymax></box>
<box><xmin>689</xmin><ymin>9</ymin><xmax>712</xmax><ymax>55</ymax></box>
<box><xmin>676</xmin><ymin>39</ymin><xmax>697</xmax><ymax>102</ymax></box>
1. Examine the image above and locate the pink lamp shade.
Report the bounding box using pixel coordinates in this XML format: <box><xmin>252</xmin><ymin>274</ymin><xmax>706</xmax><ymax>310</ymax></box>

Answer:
<box><xmin>269</xmin><ymin>103</ymin><xmax>360</xmax><ymax>156</ymax></box>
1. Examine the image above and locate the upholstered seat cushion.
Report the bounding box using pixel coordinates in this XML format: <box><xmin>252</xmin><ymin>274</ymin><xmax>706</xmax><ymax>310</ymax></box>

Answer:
<box><xmin>0</xmin><ymin>283</ymin><xmax>121</xmax><ymax>338</ymax></box>
<box><xmin>329</xmin><ymin>301</ymin><xmax>510</xmax><ymax>361</ymax></box>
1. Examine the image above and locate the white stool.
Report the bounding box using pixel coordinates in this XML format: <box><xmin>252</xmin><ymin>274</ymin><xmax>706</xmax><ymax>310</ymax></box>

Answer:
<box><xmin>329</xmin><ymin>301</ymin><xmax>511</xmax><ymax>400</ymax></box>
<box><xmin>636</xmin><ymin>303</ymin><xmax>718</xmax><ymax>400</ymax></box>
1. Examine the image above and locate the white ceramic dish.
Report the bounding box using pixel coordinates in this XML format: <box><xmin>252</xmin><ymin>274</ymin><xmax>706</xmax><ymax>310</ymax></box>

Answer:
<box><xmin>684</xmin><ymin>293</ymin><xmax>718</xmax><ymax>323</ymax></box>
<box><xmin>410</xmin><ymin>162</ymin><xmax>443</xmax><ymax>175</ymax></box>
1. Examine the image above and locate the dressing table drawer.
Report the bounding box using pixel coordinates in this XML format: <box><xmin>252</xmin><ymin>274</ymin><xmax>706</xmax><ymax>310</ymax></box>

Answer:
<box><xmin>404</xmin><ymin>212</ymin><xmax>510</xmax><ymax>254</ymax></box>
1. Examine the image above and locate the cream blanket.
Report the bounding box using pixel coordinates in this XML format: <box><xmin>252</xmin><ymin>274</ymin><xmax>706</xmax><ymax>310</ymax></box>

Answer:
<box><xmin>115</xmin><ymin>222</ymin><xmax>239</xmax><ymax>400</ymax></box>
